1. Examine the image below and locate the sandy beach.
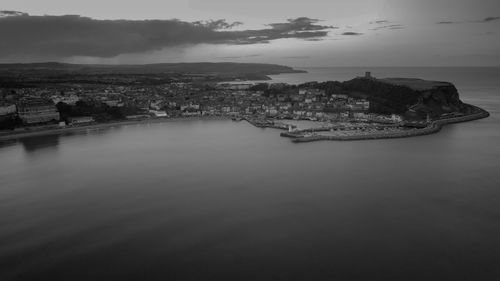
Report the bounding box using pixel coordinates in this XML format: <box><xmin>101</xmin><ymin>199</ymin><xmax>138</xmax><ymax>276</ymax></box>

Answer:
<box><xmin>0</xmin><ymin>116</ymin><xmax>229</xmax><ymax>141</ymax></box>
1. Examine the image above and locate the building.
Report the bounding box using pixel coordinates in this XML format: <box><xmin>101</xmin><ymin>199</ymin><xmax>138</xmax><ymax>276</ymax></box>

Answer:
<box><xmin>104</xmin><ymin>100</ymin><xmax>124</xmax><ymax>107</ymax></box>
<box><xmin>51</xmin><ymin>94</ymin><xmax>80</xmax><ymax>105</ymax></box>
<box><xmin>126</xmin><ymin>114</ymin><xmax>150</xmax><ymax>120</ymax></box>
<box><xmin>17</xmin><ymin>101</ymin><xmax>60</xmax><ymax>124</ymax></box>
<box><xmin>0</xmin><ymin>104</ymin><xmax>16</xmax><ymax>116</ymax></box>
<box><xmin>68</xmin><ymin>116</ymin><xmax>94</xmax><ymax>125</ymax></box>
<box><xmin>149</xmin><ymin>110</ymin><xmax>168</xmax><ymax>117</ymax></box>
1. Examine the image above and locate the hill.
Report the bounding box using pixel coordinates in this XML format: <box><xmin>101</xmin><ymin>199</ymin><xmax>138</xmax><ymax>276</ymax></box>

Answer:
<box><xmin>0</xmin><ymin>62</ymin><xmax>305</xmax><ymax>76</ymax></box>
<box><xmin>341</xmin><ymin>77</ymin><xmax>469</xmax><ymax>118</ymax></box>
<box><xmin>308</xmin><ymin>76</ymin><xmax>476</xmax><ymax>119</ymax></box>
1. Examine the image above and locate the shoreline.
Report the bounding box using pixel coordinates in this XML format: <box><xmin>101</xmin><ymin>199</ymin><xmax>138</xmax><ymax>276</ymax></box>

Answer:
<box><xmin>0</xmin><ymin>105</ymin><xmax>490</xmax><ymax>143</ymax></box>
<box><xmin>0</xmin><ymin>116</ymin><xmax>229</xmax><ymax>141</ymax></box>
<box><xmin>285</xmin><ymin>105</ymin><xmax>490</xmax><ymax>143</ymax></box>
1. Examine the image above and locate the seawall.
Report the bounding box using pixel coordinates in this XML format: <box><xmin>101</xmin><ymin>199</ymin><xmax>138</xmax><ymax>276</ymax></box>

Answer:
<box><xmin>290</xmin><ymin>105</ymin><xmax>490</xmax><ymax>143</ymax></box>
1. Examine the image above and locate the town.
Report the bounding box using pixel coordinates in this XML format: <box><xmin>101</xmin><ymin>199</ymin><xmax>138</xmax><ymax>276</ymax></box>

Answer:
<box><xmin>0</xmin><ymin>72</ymin><xmax>405</xmax><ymax>131</ymax></box>
<box><xmin>1</xmin><ymin>70</ymin><xmax>489</xmax><ymax>142</ymax></box>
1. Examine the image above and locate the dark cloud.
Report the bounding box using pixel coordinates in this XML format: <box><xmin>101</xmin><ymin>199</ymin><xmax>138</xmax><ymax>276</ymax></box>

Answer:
<box><xmin>482</xmin><ymin>16</ymin><xmax>500</xmax><ymax>22</ymax></box>
<box><xmin>437</xmin><ymin>16</ymin><xmax>500</xmax><ymax>24</ymax></box>
<box><xmin>192</xmin><ymin>19</ymin><xmax>243</xmax><ymax>30</ymax></box>
<box><xmin>342</xmin><ymin>32</ymin><xmax>363</xmax><ymax>36</ymax></box>
<box><xmin>0</xmin><ymin>10</ymin><xmax>29</xmax><ymax>17</ymax></box>
<box><xmin>281</xmin><ymin>56</ymin><xmax>311</xmax><ymax>59</ymax></box>
<box><xmin>267</xmin><ymin>17</ymin><xmax>336</xmax><ymax>31</ymax></box>
<box><xmin>370</xmin><ymin>20</ymin><xmax>389</xmax><ymax>24</ymax></box>
<box><xmin>217</xmin><ymin>54</ymin><xmax>261</xmax><ymax>59</ymax></box>
<box><xmin>0</xmin><ymin>13</ymin><xmax>335</xmax><ymax>59</ymax></box>
<box><xmin>370</xmin><ymin>24</ymin><xmax>405</xmax><ymax>31</ymax></box>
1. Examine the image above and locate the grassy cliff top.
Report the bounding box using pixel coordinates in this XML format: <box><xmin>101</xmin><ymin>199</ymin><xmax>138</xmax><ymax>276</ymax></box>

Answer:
<box><xmin>378</xmin><ymin>78</ymin><xmax>451</xmax><ymax>91</ymax></box>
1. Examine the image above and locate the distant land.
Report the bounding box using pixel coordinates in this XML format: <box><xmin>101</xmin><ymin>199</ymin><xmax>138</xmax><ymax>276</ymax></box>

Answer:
<box><xmin>0</xmin><ymin>62</ymin><xmax>306</xmax><ymax>84</ymax></box>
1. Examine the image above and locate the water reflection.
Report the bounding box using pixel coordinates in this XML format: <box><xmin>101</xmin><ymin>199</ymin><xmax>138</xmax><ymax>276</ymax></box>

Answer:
<box><xmin>11</xmin><ymin>126</ymin><xmax>122</xmax><ymax>156</ymax></box>
<box><xmin>0</xmin><ymin>138</ymin><xmax>18</xmax><ymax>149</ymax></box>
<box><xmin>20</xmin><ymin>134</ymin><xmax>60</xmax><ymax>154</ymax></box>
<box><xmin>0</xmin><ymin>117</ymin><xmax>499</xmax><ymax>281</ymax></box>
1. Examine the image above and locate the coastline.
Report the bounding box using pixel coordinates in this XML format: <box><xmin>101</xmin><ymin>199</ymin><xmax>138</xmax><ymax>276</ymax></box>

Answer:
<box><xmin>0</xmin><ymin>105</ymin><xmax>490</xmax><ymax>143</ymax></box>
<box><xmin>285</xmin><ymin>105</ymin><xmax>490</xmax><ymax>143</ymax></box>
<box><xmin>0</xmin><ymin>116</ymin><xmax>229</xmax><ymax>141</ymax></box>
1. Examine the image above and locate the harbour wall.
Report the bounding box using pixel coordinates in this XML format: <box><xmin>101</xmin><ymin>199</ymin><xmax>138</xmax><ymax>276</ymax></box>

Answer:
<box><xmin>291</xmin><ymin>105</ymin><xmax>490</xmax><ymax>142</ymax></box>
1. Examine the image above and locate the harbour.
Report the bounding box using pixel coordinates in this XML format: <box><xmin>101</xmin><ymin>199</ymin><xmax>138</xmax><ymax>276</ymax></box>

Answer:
<box><xmin>241</xmin><ymin>105</ymin><xmax>490</xmax><ymax>142</ymax></box>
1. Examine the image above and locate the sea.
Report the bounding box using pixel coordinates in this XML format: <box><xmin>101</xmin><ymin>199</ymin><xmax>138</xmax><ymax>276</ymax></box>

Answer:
<box><xmin>1</xmin><ymin>67</ymin><xmax>499</xmax><ymax>281</ymax></box>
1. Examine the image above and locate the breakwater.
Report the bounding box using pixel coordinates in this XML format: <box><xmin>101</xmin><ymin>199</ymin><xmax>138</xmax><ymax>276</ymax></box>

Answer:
<box><xmin>291</xmin><ymin>123</ymin><xmax>442</xmax><ymax>142</ymax></box>
<box><xmin>286</xmin><ymin>105</ymin><xmax>490</xmax><ymax>142</ymax></box>
<box><xmin>433</xmin><ymin>105</ymin><xmax>490</xmax><ymax>126</ymax></box>
<box><xmin>280</xmin><ymin>123</ymin><xmax>402</xmax><ymax>138</ymax></box>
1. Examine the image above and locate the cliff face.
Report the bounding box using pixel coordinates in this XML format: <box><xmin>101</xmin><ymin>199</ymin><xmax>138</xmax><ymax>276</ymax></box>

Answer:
<box><xmin>417</xmin><ymin>84</ymin><xmax>465</xmax><ymax>114</ymax></box>
<box><xmin>340</xmin><ymin>77</ymin><xmax>466</xmax><ymax>118</ymax></box>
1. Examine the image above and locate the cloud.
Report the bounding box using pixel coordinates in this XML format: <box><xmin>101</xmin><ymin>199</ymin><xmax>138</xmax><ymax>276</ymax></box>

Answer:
<box><xmin>369</xmin><ymin>20</ymin><xmax>389</xmax><ymax>24</ymax></box>
<box><xmin>281</xmin><ymin>55</ymin><xmax>311</xmax><ymax>59</ymax></box>
<box><xmin>437</xmin><ymin>16</ymin><xmax>500</xmax><ymax>24</ymax></box>
<box><xmin>482</xmin><ymin>16</ymin><xmax>500</xmax><ymax>22</ymax></box>
<box><xmin>341</xmin><ymin>32</ymin><xmax>363</xmax><ymax>36</ymax></box>
<box><xmin>267</xmin><ymin>17</ymin><xmax>336</xmax><ymax>31</ymax></box>
<box><xmin>192</xmin><ymin>19</ymin><xmax>243</xmax><ymax>30</ymax></box>
<box><xmin>0</xmin><ymin>10</ymin><xmax>28</xmax><ymax>17</ymax></box>
<box><xmin>0</xmin><ymin>13</ymin><xmax>335</xmax><ymax>60</ymax></box>
<box><xmin>365</xmin><ymin>20</ymin><xmax>406</xmax><ymax>33</ymax></box>
<box><xmin>437</xmin><ymin>21</ymin><xmax>458</xmax><ymax>24</ymax></box>
<box><xmin>370</xmin><ymin>24</ymin><xmax>405</xmax><ymax>31</ymax></box>
<box><xmin>216</xmin><ymin>54</ymin><xmax>261</xmax><ymax>59</ymax></box>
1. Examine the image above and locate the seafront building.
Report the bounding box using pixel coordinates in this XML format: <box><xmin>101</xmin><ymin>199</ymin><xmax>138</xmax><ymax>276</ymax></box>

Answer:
<box><xmin>0</xmin><ymin>103</ymin><xmax>16</xmax><ymax>116</ymax></box>
<box><xmin>67</xmin><ymin>116</ymin><xmax>95</xmax><ymax>125</ymax></box>
<box><xmin>17</xmin><ymin>100</ymin><xmax>60</xmax><ymax>124</ymax></box>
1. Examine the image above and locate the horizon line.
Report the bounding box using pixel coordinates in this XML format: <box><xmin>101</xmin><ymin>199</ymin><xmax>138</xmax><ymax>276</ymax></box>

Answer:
<box><xmin>0</xmin><ymin>61</ymin><xmax>499</xmax><ymax>68</ymax></box>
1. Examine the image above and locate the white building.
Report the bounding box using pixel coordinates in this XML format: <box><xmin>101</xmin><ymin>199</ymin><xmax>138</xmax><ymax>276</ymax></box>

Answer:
<box><xmin>51</xmin><ymin>94</ymin><xmax>80</xmax><ymax>105</ymax></box>
<box><xmin>68</xmin><ymin>116</ymin><xmax>94</xmax><ymax>125</ymax></box>
<box><xmin>149</xmin><ymin>110</ymin><xmax>168</xmax><ymax>117</ymax></box>
<box><xmin>0</xmin><ymin>104</ymin><xmax>16</xmax><ymax>116</ymax></box>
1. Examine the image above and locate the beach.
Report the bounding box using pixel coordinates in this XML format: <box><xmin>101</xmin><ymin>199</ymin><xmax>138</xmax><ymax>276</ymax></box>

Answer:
<box><xmin>0</xmin><ymin>116</ymin><xmax>229</xmax><ymax>141</ymax></box>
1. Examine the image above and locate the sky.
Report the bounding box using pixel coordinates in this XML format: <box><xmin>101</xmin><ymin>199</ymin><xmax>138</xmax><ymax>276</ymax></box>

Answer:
<box><xmin>1</xmin><ymin>0</ymin><xmax>499</xmax><ymax>66</ymax></box>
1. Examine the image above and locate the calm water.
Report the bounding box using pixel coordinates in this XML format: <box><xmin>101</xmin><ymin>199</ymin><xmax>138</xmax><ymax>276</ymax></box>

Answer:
<box><xmin>1</xmin><ymin>67</ymin><xmax>500</xmax><ymax>281</ymax></box>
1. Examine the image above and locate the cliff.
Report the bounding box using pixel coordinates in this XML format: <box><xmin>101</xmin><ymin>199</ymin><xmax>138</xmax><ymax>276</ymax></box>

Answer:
<box><xmin>340</xmin><ymin>77</ymin><xmax>471</xmax><ymax>119</ymax></box>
